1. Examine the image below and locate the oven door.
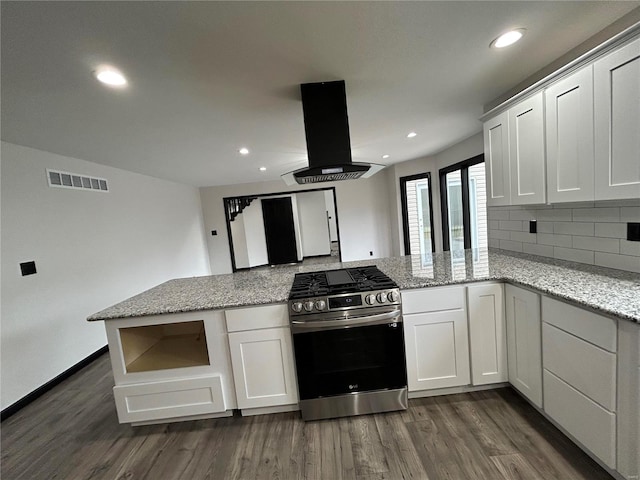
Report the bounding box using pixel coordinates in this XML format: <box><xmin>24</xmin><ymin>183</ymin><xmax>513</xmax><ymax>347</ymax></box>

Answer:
<box><xmin>291</xmin><ymin>310</ymin><xmax>407</xmax><ymax>401</ymax></box>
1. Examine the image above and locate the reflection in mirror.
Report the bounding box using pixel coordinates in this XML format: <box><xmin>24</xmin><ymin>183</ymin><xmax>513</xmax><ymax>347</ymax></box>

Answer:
<box><xmin>224</xmin><ymin>187</ymin><xmax>341</xmax><ymax>271</ymax></box>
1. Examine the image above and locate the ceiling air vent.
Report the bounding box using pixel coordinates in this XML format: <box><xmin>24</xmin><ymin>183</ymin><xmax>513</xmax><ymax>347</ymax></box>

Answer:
<box><xmin>47</xmin><ymin>169</ymin><xmax>109</xmax><ymax>192</ymax></box>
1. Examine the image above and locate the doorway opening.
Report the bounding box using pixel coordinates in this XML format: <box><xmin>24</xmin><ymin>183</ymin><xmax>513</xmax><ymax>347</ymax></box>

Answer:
<box><xmin>224</xmin><ymin>187</ymin><xmax>341</xmax><ymax>272</ymax></box>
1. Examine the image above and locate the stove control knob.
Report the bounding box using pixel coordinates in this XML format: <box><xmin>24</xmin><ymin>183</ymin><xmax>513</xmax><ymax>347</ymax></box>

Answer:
<box><xmin>387</xmin><ymin>291</ymin><xmax>400</xmax><ymax>303</ymax></box>
<box><xmin>304</xmin><ymin>301</ymin><xmax>315</xmax><ymax>312</ymax></box>
<box><xmin>376</xmin><ymin>292</ymin><xmax>387</xmax><ymax>303</ymax></box>
<box><xmin>365</xmin><ymin>294</ymin><xmax>376</xmax><ymax>305</ymax></box>
<box><xmin>315</xmin><ymin>300</ymin><xmax>327</xmax><ymax>311</ymax></box>
<box><xmin>291</xmin><ymin>302</ymin><xmax>303</xmax><ymax>313</ymax></box>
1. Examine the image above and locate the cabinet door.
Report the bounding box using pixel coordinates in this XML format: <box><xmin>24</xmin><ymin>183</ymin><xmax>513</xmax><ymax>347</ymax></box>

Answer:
<box><xmin>594</xmin><ymin>37</ymin><xmax>640</xmax><ymax>200</ymax></box>
<box><xmin>467</xmin><ymin>283</ymin><xmax>507</xmax><ymax>386</ymax></box>
<box><xmin>483</xmin><ymin>111</ymin><xmax>511</xmax><ymax>206</ymax></box>
<box><xmin>509</xmin><ymin>92</ymin><xmax>546</xmax><ymax>205</ymax></box>
<box><xmin>505</xmin><ymin>285</ymin><xmax>542</xmax><ymax>407</ymax></box>
<box><xmin>404</xmin><ymin>310</ymin><xmax>470</xmax><ymax>391</ymax></box>
<box><xmin>545</xmin><ymin>66</ymin><xmax>595</xmax><ymax>203</ymax></box>
<box><xmin>228</xmin><ymin>327</ymin><xmax>298</xmax><ymax>410</ymax></box>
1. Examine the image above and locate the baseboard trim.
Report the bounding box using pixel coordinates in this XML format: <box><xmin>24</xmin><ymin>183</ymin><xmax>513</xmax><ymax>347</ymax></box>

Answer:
<box><xmin>1</xmin><ymin>345</ymin><xmax>109</xmax><ymax>422</ymax></box>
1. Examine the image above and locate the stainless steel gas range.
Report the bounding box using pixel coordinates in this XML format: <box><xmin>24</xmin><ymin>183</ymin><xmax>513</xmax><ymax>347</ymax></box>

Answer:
<box><xmin>288</xmin><ymin>266</ymin><xmax>408</xmax><ymax>421</ymax></box>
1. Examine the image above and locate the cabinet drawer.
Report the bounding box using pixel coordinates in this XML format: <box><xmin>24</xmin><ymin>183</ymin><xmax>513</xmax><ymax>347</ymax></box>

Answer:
<box><xmin>401</xmin><ymin>286</ymin><xmax>465</xmax><ymax>315</ymax></box>
<box><xmin>544</xmin><ymin>370</ymin><xmax>616</xmax><ymax>469</ymax></box>
<box><xmin>543</xmin><ymin>323</ymin><xmax>616</xmax><ymax>410</ymax></box>
<box><xmin>113</xmin><ymin>375</ymin><xmax>226</xmax><ymax>424</ymax></box>
<box><xmin>226</xmin><ymin>304</ymin><xmax>289</xmax><ymax>332</ymax></box>
<box><xmin>542</xmin><ymin>297</ymin><xmax>616</xmax><ymax>352</ymax></box>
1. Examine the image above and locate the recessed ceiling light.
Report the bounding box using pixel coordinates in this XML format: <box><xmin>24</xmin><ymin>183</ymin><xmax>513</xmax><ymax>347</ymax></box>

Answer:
<box><xmin>407</xmin><ymin>132</ymin><xmax>417</xmax><ymax>138</ymax></box>
<box><xmin>491</xmin><ymin>28</ymin><xmax>526</xmax><ymax>49</ymax></box>
<box><xmin>259</xmin><ymin>167</ymin><xmax>267</xmax><ymax>171</ymax></box>
<box><xmin>382</xmin><ymin>154</ymin><xmax>390</xmax><ymax>159</ymax></box>
<box><xmin>239</xmin><ymin>147</ymin><xmax>250</xmax><ymax>155</ymax></box>
<box><xmin>94</xmin><ymin>66</ymin><xmax>127</xmax><ymax>87</ymax></box>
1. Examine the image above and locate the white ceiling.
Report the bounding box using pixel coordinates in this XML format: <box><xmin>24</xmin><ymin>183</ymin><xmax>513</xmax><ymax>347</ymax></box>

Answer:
<box><xmin>2</xmin><ymin>1</ymin><xmax>639</xmax><ymax>187</ymax></box>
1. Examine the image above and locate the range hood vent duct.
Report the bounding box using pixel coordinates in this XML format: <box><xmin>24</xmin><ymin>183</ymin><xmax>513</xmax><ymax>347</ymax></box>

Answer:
<box><xmin>282</xmin><ymin>80</ymin><xmax>383</xmax><ymax>186</ymax></box>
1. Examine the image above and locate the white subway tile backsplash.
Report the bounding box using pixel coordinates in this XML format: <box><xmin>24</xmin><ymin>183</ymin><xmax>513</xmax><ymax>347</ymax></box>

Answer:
<box><xmin>487</xmin><ymin>199</ymin><xmax>638</xmax><ymax>273</ymax></box>
<box><xmin>536</xmin><ymin>209</ymin><xmax>572</xmax><ymax>221</ymax></box>
<box><xmin>554</xmin><ymin>202</ymin><xmax>595</xmax><ymax>209</ymax></box>
<box><xmin>510</xmin><ymin>231</ymin><xmax>537</xmax><ymax>243</ymax></box>
<box><xmin>572</xmin><ymin>208</ymin><xmax>620</xmax><ymax>222</ymax></box>
<box><xmin>595</xmin><ymin>252</ymin><xmax>640</xmax><ymax>273</ymax></box>
<box><xmin>489</xmin><ymin>229</ymin><xmax>511</xmax><ymax>240</ymax></box>
<box><xmin>499</xmin><ymin>220</ymin><xmax>524</xmax><ymax>231</ymax></box>
<box><xmin>620</xmin><ymin>239</ymin><xmax>640</xmax><ymax>257</ymax></box>
<box><xmin>523</xmin><ymin>243</ymin><xmax>554</xmax><ymax>257</ymax></box>
<box><xmin>572</xmin><ymin>236</ymin><xmax>619</xmax><ymax>254</ymax></box>
<box><xmin>553</xmin><ymin>222</ymin><xmax>594</xmax><ymax>236</ymax></box>
<box><xmin>499</xmin><ymin>240</ymin><xmax>523</xmax><ymax>252</ymax></box>
<box><xmin>537</xmin><ymin>222</ymin><xmax>554</xmax><ymax>233</ymax></box>
<box><xmin>509</xmin><ymin>210</ymin><xmax>537</xmax><ymax>221</ymax></box>
<box><xmin>594</xmin><ymin>222</ymin><xmax>627</xmax><ymax>239</ymax></box>
<box><xmin>488</xmin><ymin>209</ymin><xmax>510</xmax><ymax>221</ymax></box>
<box><xmin>620</xmin><ymin>207</ymin><xmax>640</xmax><ymax>222</ymax></box>
<box><xmin>596</xmin><ymin>199</ymin><xmax>640</xmax><ymax>207</ymax></box>
<box><xmin>537</xmin><ymin>233</ymin><xmax>572</xmax><ymax>248</ymax></box>
<box><xmin>554</xmin><ymin>247</ymin><xmax>595</xmax><ymax>264</ymax></box>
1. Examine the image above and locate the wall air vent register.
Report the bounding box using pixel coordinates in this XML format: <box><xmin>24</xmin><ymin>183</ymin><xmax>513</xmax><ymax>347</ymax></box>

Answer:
<box><xmin>47</xmin><ymin>169</ymin><xmax>109</xmax><ymax>192</ymax></box>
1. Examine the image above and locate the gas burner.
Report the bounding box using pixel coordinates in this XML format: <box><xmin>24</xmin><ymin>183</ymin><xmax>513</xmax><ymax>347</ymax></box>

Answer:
<box><xmin>288</xmin><ymin>266</ymin><xmax>398</xmax><ymax>300</ymax></box>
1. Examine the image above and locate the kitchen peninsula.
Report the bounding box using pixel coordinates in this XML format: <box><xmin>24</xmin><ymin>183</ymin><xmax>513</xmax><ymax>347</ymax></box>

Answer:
<box><xmin>89</xmin><ymin>249</ymin><xmax>640</xmax><ymax>322</ymax></box>
<box><xmin>88</xmin><ymin>249</ymin><xmax>640</xmax><ymax>480</ymax></box>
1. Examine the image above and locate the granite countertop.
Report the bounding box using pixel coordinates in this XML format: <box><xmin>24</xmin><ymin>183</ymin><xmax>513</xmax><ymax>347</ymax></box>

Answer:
<box><xmin>87</xmin><ymin>249</ymin><xmax>640</xmax><ymax>323</ymax></box>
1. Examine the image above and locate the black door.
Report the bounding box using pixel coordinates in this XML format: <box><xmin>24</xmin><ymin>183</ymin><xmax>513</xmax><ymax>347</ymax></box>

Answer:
<box><xmin>262</xmin><ymin>197</ymin><xmax>298</xmax><ymax>265</ymax></box>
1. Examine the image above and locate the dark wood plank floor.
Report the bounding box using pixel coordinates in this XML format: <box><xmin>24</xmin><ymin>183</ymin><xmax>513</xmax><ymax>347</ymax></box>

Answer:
<box><xmin>1</xmin><ymin>354</ymin><xmax>614</xmax><ymax>480</ymax></box>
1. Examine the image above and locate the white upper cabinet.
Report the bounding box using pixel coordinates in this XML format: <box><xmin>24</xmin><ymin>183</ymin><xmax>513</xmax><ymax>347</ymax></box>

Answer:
<box><xmin>594</xmin><ymin>37</ymin><xmax>640</xmax><ymax>201</ymax></box>
<box><xmin>484</xmin><ymin>111</ymin><xmax>511</xmax><ymax>206</ymax></box>
<box><xmin>483</xmin><ymin>35</ymin><xmax>640</xmax><ymax>205</ymax></box>
<box><xmin>509</xmin><ymin>91</ymin><xmax>547</xmax><ymax>205</ymax></box>
<box><xmin>483</xmin><ymin>92</ymin><xmax>547</xmax><ymax>207</ymax></box>
<box><xmin>545</xmin><ymin>66</ymin><xmax>595</xmax><ymax>203</ymax></box>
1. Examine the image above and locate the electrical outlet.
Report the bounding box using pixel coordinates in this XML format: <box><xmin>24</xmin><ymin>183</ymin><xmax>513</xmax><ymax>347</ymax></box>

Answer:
<box><xmin>529</xmin><ymin>220</ymin><xmax>537</xmax><ymax>234</ymax></box>
<box><xmin>369</xmin><ymin>251</ymin><xmax>373</xmax><ymax>256</ymax></box>
<box><xmin>211</xmin><ymin>230</ymin><xmax>217</xmax><ymax>236</ymax></box>
<box><xmin>20</xmin><ymin>261</ymin><xmax>37</xmax><ymax>276</ymax></box>
<box><xmin>628</xmin><ymin>223</ymin><xmax>640</xmax><ymax>242</ymax></box>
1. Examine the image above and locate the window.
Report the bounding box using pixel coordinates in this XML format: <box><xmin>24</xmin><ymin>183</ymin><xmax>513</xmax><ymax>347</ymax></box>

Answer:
<box><xmin>439</xmin><ymin>155</ymin><xmax>487</xmax><ymax>253</ymax></box>
<box><xmin>400</xmin><ymin>173</ymin><xmax>435</xmax><ymax>256</ymax></box>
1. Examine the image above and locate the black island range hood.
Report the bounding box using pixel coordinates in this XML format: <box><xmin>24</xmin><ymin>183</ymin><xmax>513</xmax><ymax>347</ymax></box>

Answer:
<box><xmin>282</xmin><ymin>80</ymin><xmax>384</xmax><ymax>185</ymax></box>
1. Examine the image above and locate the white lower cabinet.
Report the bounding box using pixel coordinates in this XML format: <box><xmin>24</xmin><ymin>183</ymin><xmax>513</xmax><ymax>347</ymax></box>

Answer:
<box><xmin>113</xmin><ymin>375</ymin><xmax>227</xmax><ymax>424</ymax></box>
<box><xmin>403</xmin><ymin>286</ymin><xmax>470</xmax><ymax>392</ymax></box>
<box><xmin>542</xmin><ymin>297</ymin><xmax>618</xmax><ymax>470</ymax></box>
<box><xmin>504</xmin><ymin>285</ymin><xmax>543</xmax><ymax>408</ymax></box>
<box><xmin>467</xmin><ymin>283</ymin><xmax>507</xmax><ymax>385</ymax></box>
<box><xmin>226</xmin><ymin>304</ymin><xmax>298</xmax><ymax>412</ymax></box>
<box><xmin>104</xmin><ymin>310</ymin><xmax>237</xmax><ymax>425</ymax></box>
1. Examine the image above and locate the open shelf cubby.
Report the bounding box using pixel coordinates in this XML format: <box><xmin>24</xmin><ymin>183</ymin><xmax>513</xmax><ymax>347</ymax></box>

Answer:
<box><xmin>119</xmin><ymin>320</ymin><xmax>210</xmax><ymax>373</ymax></box>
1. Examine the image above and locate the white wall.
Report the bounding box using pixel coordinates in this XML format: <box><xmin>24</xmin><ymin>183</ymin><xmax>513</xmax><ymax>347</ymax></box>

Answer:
<box><xmin>324</xmin><ymin>190</ymin><xmax>338</xmax><ymax>242</ymax></box>
<box><xmin>200</xmin><ymin>174</ymin><xmax>393</xmax><ymax>274</ymax></box>
<box><xmin>230</xmin><ymin>213</ymin><xmax>250</xmax><ymax>269</ymax></box>
<box><xmin>243</xmin><ymin>200</ymin><xmax>268</xmax><ymax>267</ymax></box>
<box><xmin>297</xmin><ymin>191</ymin><xmax>331</xmax><ymax>257</ymax></box>
<box><xmin>0</xmin><ymin>142</ymin><xmax>211</xmax><ymax>409</ymax></box>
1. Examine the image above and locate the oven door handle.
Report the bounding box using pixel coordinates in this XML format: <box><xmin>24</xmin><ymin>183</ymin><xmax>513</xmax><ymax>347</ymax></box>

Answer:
<box><xmin>291</xmin><ymin>309</ymin><xmax>402</xmax><ymax>331</ymax></box>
